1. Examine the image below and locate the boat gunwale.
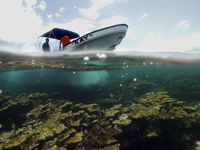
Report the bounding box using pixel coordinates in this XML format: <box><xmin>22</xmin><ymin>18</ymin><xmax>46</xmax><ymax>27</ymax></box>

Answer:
<box><xmin>85</xmin><ymin>24</ymin><xmax>128</xmax><ymax>36</ymax></box>
<box><xmin>69</xmin><ymin>24</ymin><xmax>128</xmax><ymax>46</ymax></box>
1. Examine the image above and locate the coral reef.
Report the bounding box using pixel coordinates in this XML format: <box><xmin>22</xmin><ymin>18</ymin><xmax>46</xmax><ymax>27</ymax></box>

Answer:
<box><xmin>0</xmin><ymin>91</ymin><xmax>200</xmax><ymax>149</ymax></box>
<box><xmin>130</xmin><ymin>92</ymin><xmax>197</xmax><ymax>123</ymax></box>
<box><xmin>0</xmin><ymin>93</ymin><xmax>126</xmax><ymax>149</ymax></box>
<box><xmin>0</xmin><ymin>59</ymin><xmax>143</xmax><ymax>73</ymax></box>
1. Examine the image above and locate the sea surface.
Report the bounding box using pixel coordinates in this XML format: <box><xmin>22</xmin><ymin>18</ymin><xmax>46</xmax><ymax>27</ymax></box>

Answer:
<box><xmin>1</xmin><ymin>50</ymin><xmax>200</xmax><ymax>150</ymax></box>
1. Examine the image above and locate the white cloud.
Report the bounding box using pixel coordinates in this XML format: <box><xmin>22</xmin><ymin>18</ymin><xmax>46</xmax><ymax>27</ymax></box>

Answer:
<box><xmin>55</xmin><ymin>13</ymin><xmax>60</xmax><ymax>17</ymax></box>
<box><xmin>79</xmin><ymin>0</ymin><xmax>122</xmax><ymax>19</ymax></box>
<box><xmin>98</xmin><ymin>16</ymin><xmax>127</xmax><ymax>28</ymax></box>
<box><xmin>23</xmin><ymin>0</ymin><xmax>37</xmax><ymax>12</ymax></box>
<box><xmin>79</xmin><ymin>8</ymin><xmax>99</xmax><ymax>20</ymax></box>
<box><xmin>47</xmin><ymin>14</ymin><xmax>53</xmax><ymax>19</ymax></box>
<box><xmin>38</xmin><ymin>1</ymin><xmax>46</xmax><ymax>11</ymax></box>
<box><xmin>55</xmin><ymin>7</ymin><xmax>66</xmax><ymax>18</ymax></box>
<box><xmin>138</xmin><ymin>13</ymin><xmax>148</xmax><ymax>22</ymax></box>
<box><xmin>126</xmin><ymin>26</ymin><xmax>139</xmax><ymax>40</ymax></box>
<box><xmin>22</xmin><ymin>42</ymin><xmax>37</xmax><ymax>52</ymax></box>
<box><xmin>0</xmin><ymin>0</ymin><xmax>44</xmax><ymax>44</ymax></box>
<box><xmin>176</xmin><ymin>20</ymin><xmax>189</xmax><ymax>29</ymax></box>
<box><xmin>129</xmin><ymin>32</ymin><xmax>200</xmax><ymax>52</ymax></box>
<box><xmin>58</xmin><ymin>7</ymin><xmax>65</xmax><ymax>12</ymax></box>
<box><xmin>48</xmin><ymin>19</ymin><xmax>95</xmax><ymax>36</ymax></box>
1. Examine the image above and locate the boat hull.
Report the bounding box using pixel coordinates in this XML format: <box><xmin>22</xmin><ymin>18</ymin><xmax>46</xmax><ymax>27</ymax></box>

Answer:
<box><xmin>63</xmin><ymin>24</ymin><xmax>128</xmax><ymax>51</ymax></box>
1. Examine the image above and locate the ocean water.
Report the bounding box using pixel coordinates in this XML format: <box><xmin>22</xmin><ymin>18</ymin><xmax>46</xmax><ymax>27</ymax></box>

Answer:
<box><xmin>1</xmin><ymin>50</ymin><xmax>200</xmax><ymax>149</ymax></box>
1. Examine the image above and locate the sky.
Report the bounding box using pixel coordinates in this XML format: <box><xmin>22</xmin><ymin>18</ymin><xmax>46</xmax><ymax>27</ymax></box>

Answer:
<box><xmin>0</xmin><ymin>0</ymin><xmax>200</xmax><ymax>52</ymax></box>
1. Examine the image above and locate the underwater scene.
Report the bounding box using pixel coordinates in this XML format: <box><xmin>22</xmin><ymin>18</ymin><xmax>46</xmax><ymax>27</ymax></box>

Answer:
<box><xmin>1</xmin><ymin>52</ymin><xmax>200</xmax><ymax>150</ymax></box>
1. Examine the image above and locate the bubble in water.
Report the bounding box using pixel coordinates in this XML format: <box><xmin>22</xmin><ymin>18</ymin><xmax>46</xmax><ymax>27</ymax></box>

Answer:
<box><xmin>96</xmin><ymin>53</ymin><xmax>107</xmax><ymax>59</ymax></box>
<box><xmin>83</xmin><ymin>56</ymin><xmax>90</xmax><ymax>61</ymax></box>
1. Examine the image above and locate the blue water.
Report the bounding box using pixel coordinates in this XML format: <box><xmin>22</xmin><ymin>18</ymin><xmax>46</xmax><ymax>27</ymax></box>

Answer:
<box><xmin>1</xmin><ymin>51</ymin><xmax>200</xmax><ymax>149</ymax></box>
<box><xmin>0</xmin><ymin>61</ymin><xmax>200</xmax><ymax>104</ymax></box>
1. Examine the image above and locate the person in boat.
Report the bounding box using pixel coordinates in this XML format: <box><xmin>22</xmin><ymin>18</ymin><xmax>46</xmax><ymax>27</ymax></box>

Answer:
<box><xmin>59</xmin><ymin>33</ymin><xmax>70</xmax><ymax>51</ymax></box>
<box><xmin>42</xmin><ymin>38</ymin><xmax>50</xmax><ymax>52</ymax></box>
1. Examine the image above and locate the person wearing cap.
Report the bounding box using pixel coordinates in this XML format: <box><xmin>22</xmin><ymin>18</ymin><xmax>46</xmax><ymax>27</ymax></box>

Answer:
<box><xmin>59</xmin><ymin>34</ymin><xmax>70</xmax><ymax>51</ymax></box>
<box><xmin>42</xmin><ymin>38</ymin><xmax>50</xmax><ymax>52</ymax></box>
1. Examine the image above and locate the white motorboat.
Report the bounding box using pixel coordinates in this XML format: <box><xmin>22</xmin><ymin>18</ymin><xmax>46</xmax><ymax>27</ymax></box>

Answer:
<box><xmin>39</xmin><ymin>24</ymin><xmax>128</xmax><ymax>51</ymax></box>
